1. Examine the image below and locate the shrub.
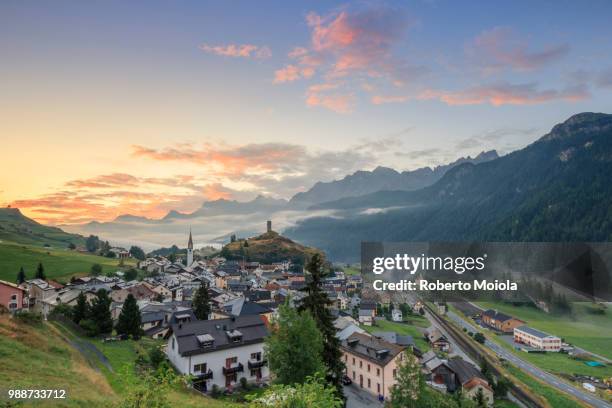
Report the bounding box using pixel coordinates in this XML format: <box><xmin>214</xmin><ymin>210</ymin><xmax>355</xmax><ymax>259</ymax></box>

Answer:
<box><xmin>15</xmin><ymin>311</ymin><xmax>42</xmax><ymax>325</ymax></box>
<box><xmin>211</xmin><ymin>384</ymin><xmax>220</xmax><ymax>398</ymax></box>
<box><xmin>240</xmin><ymin>376</ymin><xmax>249</xmax><ymax>390</ymax></box>
<box><xmin>79</xmin><ymin>318</ymin><xmax>98</xmax><ymax>337</ymax></box>
<box><xmin>474</xmin><ymin>333</ymin><xmax>486</xmax><ymax>344</ymax></box>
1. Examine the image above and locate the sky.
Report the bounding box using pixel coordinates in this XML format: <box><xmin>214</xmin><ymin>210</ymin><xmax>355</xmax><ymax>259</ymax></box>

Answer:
<box><xmin>1</xmin><ymin>0</ymin><xmax>612</xmax><ymax>225</ymax></box>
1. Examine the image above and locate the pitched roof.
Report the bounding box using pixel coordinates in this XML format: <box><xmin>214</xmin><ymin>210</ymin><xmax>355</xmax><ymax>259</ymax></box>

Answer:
<box><xmin>372</xmin><ymin>331</ymin><xmax>415</xmax><ymax>347</ymax></box>
<box><xmin>447</xmin><ymin>358</ymin><xmax>486</xmax><ymax>385</ymax></box>
<box><xmin>171</xmin><ymin>315</ymin><xmax>268</xmax><ymax>356</ymax></box>
<box><xmin>482</xmin><ymin>309</ymin><xmax>516</xmax><ymax>323</ymax></box>
<box><xmin>341</xmin><ymin>332</ymin><xmax>405</xmax><ymax>366</ymax></box>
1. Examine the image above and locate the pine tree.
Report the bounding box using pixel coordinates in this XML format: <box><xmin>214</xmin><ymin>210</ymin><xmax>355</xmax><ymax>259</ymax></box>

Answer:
<box><xmin>298</xmin><ymin>253</ymin><xmax>345</xmax><ymax>395</ymax></box>
<box><xmin>389</xmin><ymin>353</ymin><xmax>424</xmax><ymax>408</ymax></box>
<box><xmin>266</xmin><ymin>301</ymin><xmax>325</xmax><ymax>385</ymax></box>
<box><xmin>90</xmin><ymin>289</ymin><xmax>113</xmax><ymax>335</ymax></box>
<box><xmin>73</xmin><ymin>291</ymin><xmax>89</xmax><ymax>325</ymax></box>
<box><xmin>192</xmin><ymin>282</ymin><xmax>211</xmax><ymax>320</ymax></box>
<box><xmin>16</xmin><ymin>267</ymin><xmax>26</xmax><ymax>284</ymax></box>
<box><xmin>35</xmin><ymin>262</ymin><xmax>46</xmax><ymax>280</ymax></box>
<box><xmin>115</xmin><ymin>294</ymin><xmax>142</xmax><ymax>339</ymax></box>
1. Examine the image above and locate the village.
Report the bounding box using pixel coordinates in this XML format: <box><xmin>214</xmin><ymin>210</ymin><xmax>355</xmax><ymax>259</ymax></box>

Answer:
<box><xmin>1</xmin><ymin>222</ymin><xmax>611</xmax><ymax>408</ymax></box>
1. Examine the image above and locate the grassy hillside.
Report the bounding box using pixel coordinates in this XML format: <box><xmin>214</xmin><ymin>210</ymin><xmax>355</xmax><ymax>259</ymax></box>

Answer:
<box><xmin>0</xmin><ymin>314</ymin><xmax>116</xmax><ymax>407</ymax></box>
<box><xmin>223</xmin><ymin>230</ymin><xmax>323</xmax><ymax>264</ymax></box>
<box><xmin>476</xmin><ymin>301</ymin><xmax>612</xmax><ymax>360</ymax></box>
<box><xmin>0</xmin><ymin>241</ymin><xmax>135</xmax><ymax>283</ymax></box>
<box><xmin>0</xmin><ymin>208</ymin><xmax>84</xmax><ymax>248</ymax></box>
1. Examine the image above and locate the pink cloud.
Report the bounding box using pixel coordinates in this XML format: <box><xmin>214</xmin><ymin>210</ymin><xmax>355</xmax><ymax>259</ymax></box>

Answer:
<box><xmin>419</xmin><ymin>82</ymin><xmax>589</xmax><ymax>106</ymax></box>
<box><xmin>273</xmin><ymin>5</ymin><xmax>420</xmax><ymax>112</ymax></box>
<box><xmin>305</xmin><ymin>83</ymin><xmax>354</xmax><ymax>113</ymax></box>
<box><xmin>469</xmin><ymin>27</ymin><xmax>569</xmax><ymax>72</ymax></box>
<box><xmin>371</xmin><ymin>95</ymin><xmax>410</xmax><ymax>105</ymax></box>
<box><xmin>200</xmin><ymin>43</ymin><xmax>271</xmax><ymax>59</ymax></box>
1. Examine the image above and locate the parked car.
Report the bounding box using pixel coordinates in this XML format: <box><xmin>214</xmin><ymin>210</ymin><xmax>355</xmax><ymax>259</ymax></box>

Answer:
<box><xmin>341</xmin><ymin>375</ymin><xmax>352</xmax><ymax>385</ymax></box>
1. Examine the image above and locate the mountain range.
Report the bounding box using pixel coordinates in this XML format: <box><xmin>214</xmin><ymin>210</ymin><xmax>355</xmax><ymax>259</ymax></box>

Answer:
<box><xmin>284</xmin><ymin>112</ymin><xmax>612</xmax><ymax>260</ymax></box>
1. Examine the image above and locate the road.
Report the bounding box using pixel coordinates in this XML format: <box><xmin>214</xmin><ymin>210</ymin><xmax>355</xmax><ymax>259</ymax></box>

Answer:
<box><xmin>446</xmin><ymin>310</ymin><xmax>612</xmax><ymax>408</ymax></box>
<box><xmin>344</xmin><ymin>384</ymin><xmax>384</xmax><ymax>408</ymax></box>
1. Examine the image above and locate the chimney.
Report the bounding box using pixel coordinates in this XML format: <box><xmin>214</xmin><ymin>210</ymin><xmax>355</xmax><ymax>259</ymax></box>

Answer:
<box><xmin>266</xmin><ymin>220</ymin><xmax>272</xmax><ymax>233</ymax></box>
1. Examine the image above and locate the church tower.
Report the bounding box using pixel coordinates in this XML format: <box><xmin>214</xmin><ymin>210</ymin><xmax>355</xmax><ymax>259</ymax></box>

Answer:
<box><xmin>187</xmin><ymin>228</ymin><xmax>194</xmax><ymax>266</ymax></box>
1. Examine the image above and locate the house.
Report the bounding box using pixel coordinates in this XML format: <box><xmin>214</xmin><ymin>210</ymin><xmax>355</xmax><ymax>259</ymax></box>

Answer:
<box><xmin>334</xmin><ymin>316</ymin><xmax>366</xmax><ymax>340</ymax></box>
<box><xmin>481</xmin><ymin>309</ymin><xmax>525</xmax><ymax>333</ymax></box>
<box><xmin>166</xmin><ymin>315</ymin><xmax>269</xmax><ymax>391</ymax></box>
<box><xmin>447</xmin><ymin>359</ymin><xmax>494</xmax><ymax>406</ymax></box>
<box><xmin>358</xmin><ymin>309</ymin><xmax>374</xmax><ymax>326</ymax></box>
<box><xmin>513</xmin><ymin>326</ymin><xmax>561</xmax><ymax>352</ymax></box>
<box><xmin>24</xmin><ymin>279</ymin><xmax>60</xmax><ymax>315</ymax></box>
<box><xmin>341</xmin><ymin>332</ymin><xmax>406</xmax><ymax>400</ymax></box>
<box><xmin>111</xmin><ymin>283</ymin><xmax>157</xmax><ymax>303</ymax></box>
<box><xmin>391</xmin><ymin>308</ymin><xmax>403</xmax><ymax>322</ymax></box>
<box><xmin>424</xmin><ymin>357</ymin><xmax>493</xmax><ymax>406</ymax></box>
<box><xmin>0</xmin><ymin>280</ymin><xmax>26</xmax><ymax>312</ymax></box>
<box><xmin>214</xmin><ymin>298</ymin><xmax>273</xmax><ymax>323</ymax></box>
<box><xmin>372</xmin><ymin>332</ymin><xmax>415</xmax><ymax>348</ymax></box>
<box><xmin>425</xmin><ymin>327</ymin><xmax>451</xmax><ymax>352</ymax></box>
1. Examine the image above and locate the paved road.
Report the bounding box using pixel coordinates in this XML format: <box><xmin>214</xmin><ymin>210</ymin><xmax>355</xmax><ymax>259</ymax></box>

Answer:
<box><xmin>446</xmin><ymin>311</ymin><xmax>611</xmax><ymax>408</ymax></box>
<box><xmin>344</xmin><ymin>384</ymin><xmax>384</xmax><ymax>408</ymax></box>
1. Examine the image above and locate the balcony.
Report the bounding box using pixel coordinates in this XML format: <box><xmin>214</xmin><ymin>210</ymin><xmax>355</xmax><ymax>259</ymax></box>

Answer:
<box><xmin>222</xmin><ymin>363</ymin><xmax>244</xmax><ymax>375</ymax></box>
<box><xmin>248</xmin><ymin>359</ymin><xmax>268</xmax><ymax>369</ymax></box>
<box><xmin>196</xmin><ymin>369</ymin><xmax>213</xmax><ymax>380</ymax></box>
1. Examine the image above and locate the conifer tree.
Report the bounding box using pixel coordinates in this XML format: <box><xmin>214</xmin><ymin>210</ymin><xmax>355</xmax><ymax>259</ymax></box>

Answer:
<box><xmin>73</xmin><ymin>291</ymin><xmax>89</xmax><ymax>325</ymax></box>
<box><xmin>90</xmin><ymin>289</ymin><xmax>113</xmax><ymax>334</ymax></box>
<box><xmin>16</xmin><ymin>267</ymin><xmax>26</xmax><ymax>284</ymax></box>
<box><xmin>192</xmin><ymin>282</ymin><xmax>211</xmax><ymax>320</ymax></box>
<box><xmin>35</xmin><ymin>262</ymin><xmax>46</xmax><ymax>280</ymax></box>
<box><xmin>298</xmin><ymin>253</ymin><xmax>345</xmax><ymax>395</ymax></box>
<box><xmin>116</xmin><ymin>294</ymin><xmax>142</xmax><ymax>339</ymax></box>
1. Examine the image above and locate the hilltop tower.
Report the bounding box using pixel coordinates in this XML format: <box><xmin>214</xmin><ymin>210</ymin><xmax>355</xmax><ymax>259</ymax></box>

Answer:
<box><xmin>187</xmin><ymin>228</ymin><xmax>194</xmax><ymax>266</ymax></box>
<box><xmin>267</xmin><ymin>220</ymin><xmax>272</xmax><ymax>233</ymax></box>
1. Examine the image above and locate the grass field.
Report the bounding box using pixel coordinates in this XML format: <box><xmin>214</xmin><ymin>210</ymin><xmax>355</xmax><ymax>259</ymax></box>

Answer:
<box><xmin>0</xmin><ymin>241</ymin><xmax>136</xmax><ymax>283</ymax></box>
<box><xmin>504</xmin><ymin>364</ymin><xmax>583</xmax><ymax>408</ymax></box>
<box><xmin>361</xmin><ymin>318</ymin><xmax>430</xmax><ymax>351</ymax></box>
<box><xmin>475</xmin><ymin>301</ymin><xmax>612</xmax><ymax>360</ymax></box>
<box><xmin>0</xmin><ymin>314</ymin><xmax>117</xmax><ymax>407</ymax></box>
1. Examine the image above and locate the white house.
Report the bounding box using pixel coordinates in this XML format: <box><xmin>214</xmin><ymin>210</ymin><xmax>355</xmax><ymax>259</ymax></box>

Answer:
<box><xmin>391</xmin><ymin>308</ymin><xmax>403</xmax><ymax>322</ymax></box>
<box><xmin>166</xmin><ymin>315</ymin><xmax>269</xmax><ymax>392</ymax></box>
<box><xmin>513</xmin><ymin>326</ymin><xmax>561</xmax><ymax>352</ymax></box>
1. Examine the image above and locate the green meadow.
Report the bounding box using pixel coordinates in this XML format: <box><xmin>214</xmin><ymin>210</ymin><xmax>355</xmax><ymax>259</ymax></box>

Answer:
<box><xmin>476</xmin><ymin>301</ymin><xmax>612</xmax><ymax>360</ymax></box>
<box><xmin>0</xmin><ymin>241</ymin><xmax>135</xmax><ymax>283</ymax></box>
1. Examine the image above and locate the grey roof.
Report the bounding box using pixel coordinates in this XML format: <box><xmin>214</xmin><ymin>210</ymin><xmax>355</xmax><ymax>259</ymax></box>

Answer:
<box><xmin>515</xmin><ymin>325</ymin><xmax>558</xmax><ymax>339</ymax></box>
<box><xmin>141</xmin><ymin>311</ymin><xmax>165</xmax><ymax>324</ymax></box>
<box><xmin>372</xmin><ymin>331</ymin><xmax>415</xmax><ymax>347</ymax></box>
<box><xmin>172</xmin><ymin>315</ymin><xmax>268</xmax><ymax>356</ymax></box>
<box><xmin>359</xmin><ymin>309</ymin><xmax>373</xmax><ymax>317</ymax></box>
<box><xmin>482</xmin><ymin>309</ymin><xmax>515</xmax><ymax>322</ymax></box>
<box><xmin>341</xmin><ymin>332</ymin><xmax>405</xmax><ymax>366</ymax></box>
<box><xmin>224</xmin><ymin>298</ymin><xmax>271</xmax><ymax>317</ymax></box>
<box><xmin>447</xmin><ymin>358</ymin><xmax>485</xmax><ymax>385</ymax></box>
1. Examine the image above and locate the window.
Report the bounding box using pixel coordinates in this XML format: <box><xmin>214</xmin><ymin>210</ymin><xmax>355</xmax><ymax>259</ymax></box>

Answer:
<box><xmin>377</xmin><ymin>383</ymin><xmax>380</xmax><ymax>393</ymax></box>
<box><xmin>194</xmin><ymin>363</ymin><xmax>206</xmax><ymax>372</ymax></box>
<box><xmin>359</xmin><ymin>361</ymin><xmax>362</xmax><ymax>368</ymax></box>
<box><xmin>393</xmin><ymin>369</ymin><xmax>397</xmax><ymax>378</ymax></box>
<box><xmin>226</xmin><ymin>356</ymin><xmax>237</xmax><ymax>367</ymax></box>
<box><xmin>377</xmin><ymin>368</ymin><xmax>380</xmax><ymax>376</ymax></box>
<box><xmin>367</xmin><ymin>364</ymin><xmax>370</xmax><ymax>372</ymax></box>
<box><xmin>367</xmin><ymin>378</ymin><xmax>371</xmax><ymax>388</ymax></box>
<box><xmin>352</xmin><ymin>371</ymin><xmax>355</xmax><ymax>380</ymax></box>
<box><xmin>11</xmin><ymin>294</ymin><xmax>17</xmax><ymax>300</ymax></box>
<box><xmin>352</xmin><ymin>357</ymin><xmax>355</xmax><ymax>365</ymax></box>
<box><xmin>250</xmin><ymin>352</ymin><xmax>261</xmax><ymax>361</ymax></box>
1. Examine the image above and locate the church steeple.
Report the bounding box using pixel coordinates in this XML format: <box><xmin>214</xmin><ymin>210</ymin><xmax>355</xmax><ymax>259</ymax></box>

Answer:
<box><xmin>186</xmin><ymin>228</ymin><xmax>194</xmax><ymax>267</ymax></box>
